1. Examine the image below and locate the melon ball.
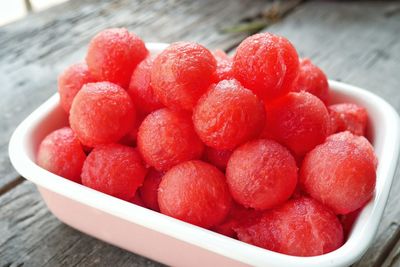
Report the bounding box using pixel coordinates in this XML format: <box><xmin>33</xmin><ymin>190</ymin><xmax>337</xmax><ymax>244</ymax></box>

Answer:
<box><xmin>234</xmin><ymin>197</ymin><xmax>344</xmax><ymax>256</ymax></box>
<box><xmin>226</xmin><ymin>139</ymin><xmax>298</xmax><ymax>210</ymax></box>
<box><xmin>300</xmin><ymin>131</ymin><xmax>377</xmax><ymax>214</ymax></box>
<box><xmin>264</xmin><ymin>91</ymin><xmax>330</xmax><ymax>156</ymax></box>
<box><xmin>203</xmin><ymin>146</ymin><xmax>232</xmax><ymax>171</ymax></box>
<box><xmin>137</xmin><ymin>108</ymin><xmax>204</xmax><ymax>171</ymax></box>
<box><xmin>213</xmin><ymin>49</ymin><xmax>233</xmax><ymax>81</ymax></box>
<box><xmin>233</xmin><ymin>32</ymin><xmax>299</xmax><ymax>101</ymax></box>
<box><xmin>58</xmin><ymin>63</ymin><xmax>96</xmax><ymax>113</ymax></box>
<box><xmin>329</xmin><ymin>103</ymin><xmax>368</xmax><ymax>136</ymax></box>
<box><xmin>151</xmin><ymin>42</ymin><xmax>216</xmax><ymax>111</ymax></box>
<box><xmin>292</xmin><ymin>58</ymin><xmax>329</xmax><ymax>104</ymax></box>
<box><xmin>193</xmin><ymin>79</ymin><xmax>265</xmax><ymax>150</ymax></box>
<box><xmin>81</xmin><ymin>144</ymin><xmax>147</xmax><ymax>201</ymax></box>
<box><xmin>139</xmin><ymin>168</ymin><xmax>164</xmax><ymax>211</ymax></box>
<box><xmin>37</xmin><ymin>127</ymin><xmax>86</xmax><ymax>183</ymax></box>
<box><xmin>127</xmin><ymin>56</ymin><xmax>163</xmax><ymax>114</ymax></box>
<box><xmin>158</xmin><ymin>160</ymin><xmax>232</xmax><ymax>228</ymax></box>
<box><xmin>86</xmin><ymin>28</ymin><xmax>148</xmax><ymax>88</ymax></box>
<box><xmin>69</xmin><ymin>82</ymin><xmax>136</xmax><ymax>147</ymax></box>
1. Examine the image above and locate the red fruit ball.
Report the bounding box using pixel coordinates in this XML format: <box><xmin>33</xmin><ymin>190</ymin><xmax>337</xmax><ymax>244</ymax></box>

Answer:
<box><xmin>213</xmin><ymin>203</ymin><xmax>262</xmax><ymax>238</ymax></box>
<box><xmin>81</xmin><ymin>144</ymin><xmax>147</xmax><ymax>201</ymax></box>
<box><xmin>300</xmin><ymin>131</ymin><xmax>377</xmax><ymax>214</ymax></box>
<box><xmin>58</xmin><ymin>63</ymin><xmax>96</xmax><ymax>113</ymax></box>
<box><xmin>339</xmin><ymin>208</ymin><xmax>362</xmax><ymax>238</ymax></box>
<box><xmin>137</xmin><ymin>108</ymin><xmax>204</xmax><ymax>171</ymax></box>
<box><xmin>127</xmin><ymin>56</ymin><xmax>163</xmax><ymax>114</ymax></box>
<box><xmin>37</xmin><ymin>127</ymin><xmax>86</xmax><ymax>183</ymax></box>
<box><xmin>203</xmin><ymin>146</ymin><xmax>232</xmax><ymax>171</ymax></box>
<box><xmin>139</xmin><ymin>168</ymin><xmax>164</xmax><ymax>211</ymax></box>
<box><xmin>193</xmin><ymin>79</ymin><xmax>265</xmax><ymax>150</ymax></box>
<box><xmin>234</xmin><ymin>197</ymin><xmax>344</xmax><ymax>256</ymax></box>
<box><xmin>329</xmin><ymin>103</ymin><xmax>368</xmax><ymax>136</ymax></box>
<box><xmin>264</xmin><ymin>91</ymin><xmax>330</xmax><ymax>156</ymax></box>
<box><xmin>292</xmin><ymin>58</ymin><xmax>329</xmax><ymax>104</ymax></box>
<box><xmin>69</xmin><ymin>82</ymin><xmax>136</xmax><ymax>147</ymax></box>
<box><xmin>158</xmin><ymin>160</ymin><xmax>232</xmax><ymax>228</ymax></box>
<box><xmin>213</xmin><ymin>49</ymin><xmax>233</xmax><ymax>81</ymax></box>
<box><xmin>226</xmin><ymin>139</ymin><xmax>298</xmax><ymax>210</ymax></box>
<box><xmin>151</xmin><ymin>42</ymin><xmax>217</xmax><ymax>111</ymax></box>
<box><xmin>233</xmin><ymin>32</ymin><xmax>299</xmax><ymax>101</ymax></box>
<box><xmin>86</xmin><ymin>28</ymin><xmax>148</xmax><ymax>88</ymax></box>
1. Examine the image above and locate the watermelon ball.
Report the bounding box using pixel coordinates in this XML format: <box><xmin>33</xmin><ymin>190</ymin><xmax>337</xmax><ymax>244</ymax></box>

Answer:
<box><xmin>234</xmin><ymin>197</ymin><xmax>344</xmax><ymax>256</ymax></box>
<box><xmin>203</xmin><ymin>146</ymin><xmax>232</xmax><ymax>171</ymax></box>
<box><xmin>158</xmin><ymin>160</ymin><xmax>232</xmax><ymax>228</ymax></box>
<box><xmin>300</xmin><ymin>131</ymin><xmax>377</xmax><ymax>214</ymax></box>
<box><xmin>339</xmin><ymin>208</ymin><xmax>362</xmax><ymax>238</ymax></box>
<box><xmin>127</xmin><ymin>56</ymin><xmax>163</xmax><ymax>114</ymax></box>
<box><xmin>213</xmin><ymin>49</ymin><xmax>233</xmax><ymax>81</ymax></box>
<box><xmin>69</xmin><ymin>82</ymin><xmax>136</xmax><ymax>147</ymax></box>
<box><xmin>226</xmin><ymin>139</ymin><xmax>298</xmax><ymax>210</ymax></box>
<box><xmin>58</xmin><ymin>63</ymin><xmax>96</xmax><ymax>113</ymax></box>
<box><xmin>213</xmin><ymin>202</ymin><xmax>262</xmax><ymax>238</ymax></box>
<box><xmin>233</xmin><ymin>32</ymin><xmax>299</xmax><ymax>101</ymax></box>
<box><xmin>37</xmin><ymin>127</ymin><xmax>86</xmax><ymax>183</ymax></box>
<box><xmin>193</xmin><ymin>79</ymin><xmax>265</xmax><ymax>150</ymax></box>
<box><xmin>82</xmin><ymin>144</ymin><xmax>147</xmax><ymax>201</ymax></box>
<box><xmin>139</xmin><ymin>168</ymin><xmax>164</xmax><ymax>211</ymax></box>
<box><xmin>151</xmin><ymin>42</ymin><xmax>217</xmax><ymax>111</ymax></box>
<box><xmin>119</xmin><ymin>112</ymin><xmax>146</xmax><ymax>147</ymax></box>
<box><xmin>292</xmin><ymin>58</ymin><xmax>329</xmax><ymax>104</ymax></box>
<box><xmin>264</xmin><ymin>91</ymin><xmax>330</xmax><ymax>156</ymax></box>
<box><xmin>86</xmin><ymin>28</ymin><xmax>148</xmax><ymax>88</ymax></box>
<box><xmin>329</xmin><ymin>103</ymin><xmax>368</xmax><ymax>136</ymax></box>
<box><xmin>138</xmin><ymin>108</ymin><xmax>204</xmax><ymax>171</ymax></box>
<box><xmin>130</xmin><ymin>193</ymin><xmax>146</xmax><ymax>208</ymax></box>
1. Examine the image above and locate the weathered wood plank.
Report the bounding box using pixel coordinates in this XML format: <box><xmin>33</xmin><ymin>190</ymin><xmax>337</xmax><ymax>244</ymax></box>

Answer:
<box><xmin>0</xmin><ymin>0</ymin><xmax>300</xmax><ymax>192</ymax></box>
<box><xmin>261</xmin><ymin>1</ymin><xmax>400</xmax><ymax>266</ymax></box>
<box><xmin>0</xmin><ymin>181</ymin><xmax>164</xmax><ymax>267</ymax></box>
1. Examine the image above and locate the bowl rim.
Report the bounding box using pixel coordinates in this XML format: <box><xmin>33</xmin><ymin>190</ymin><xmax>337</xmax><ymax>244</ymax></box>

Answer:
<box><xmin>8</xmin><ymin>43</ymin><xmax>400</xmax><ymax>267</ymax></box>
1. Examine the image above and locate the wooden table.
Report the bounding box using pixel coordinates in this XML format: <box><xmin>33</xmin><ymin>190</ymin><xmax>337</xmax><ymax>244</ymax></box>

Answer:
<box><xmin>1</xmin><ymin>0</ymin><xmax>399</xmax><ymax>266</ymax></box>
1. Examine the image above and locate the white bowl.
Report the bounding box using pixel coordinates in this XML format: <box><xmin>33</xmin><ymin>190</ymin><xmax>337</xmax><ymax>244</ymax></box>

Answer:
<box><xmin>9</xmin><ymin>43</ymin><xmax>400</xmax><ymax>267</ymax></box>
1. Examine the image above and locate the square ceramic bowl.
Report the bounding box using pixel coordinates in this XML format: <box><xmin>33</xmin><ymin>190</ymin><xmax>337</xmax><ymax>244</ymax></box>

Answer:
<box><xmin>9</xmin><ymin>43</ymin><xmax>400</xmax><ymax>267</ymax></box>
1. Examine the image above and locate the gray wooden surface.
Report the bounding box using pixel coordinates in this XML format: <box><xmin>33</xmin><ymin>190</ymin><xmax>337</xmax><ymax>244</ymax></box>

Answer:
<box><xmin>0</xmin><ymin>0</ymin><xmax>399</xmax><ymax>266</ymax></box>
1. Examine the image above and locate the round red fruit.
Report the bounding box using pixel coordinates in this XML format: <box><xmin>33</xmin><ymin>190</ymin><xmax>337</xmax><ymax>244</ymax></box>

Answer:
<box><xmin>264</xmin><ymin>91</ymin><xmax>330</xmax><ymax>156</ymax></box>
<box><xmin>127</xmin><ymin>56</ymin><xmax>163</xmax><ymax>114</ymax></box>
<box><xmin>81</xmin><ymin>144</ymin><xmax>147</xmax><ymax>201</ymax></box>
<box><xmin>234</xmin><ymin>197</ymin><xmax>344</xmax><ymax>256</ymax></box>
<box><xmin>58</xmin><ymin>63</ymin><xmax>96</xmax><ymax>113</ymax></box>
<box><xmin>69</xmin><ymin>82</ymin><xmax>136</xmax><ymax>147</ymax></box>
<box><xmin>139</xmin><ymin>168</ymin><xmax>164</xmax><ymax>211</ymax></box>
<box><xmin>329</xmin><ymin>103</ymin><xmax>368</xmax><ymax>136</ymax></box>
<box><xmin>292</xmin><ymin>58</ymin><xmax>329</xmax><ymax>104</ymax></box>
<box><xmin>137</xmin><ymin>108</ymin><xmax>204</xmax><ymax>171</ymax></box>
<box><xmin>158</xmin><ymin>160</ymin><xmax>232</xmax><ymax>228</ymax></box>
<box><xmin>193</xmin><ymin>79</ymin><xmax>265</xmax><ymax>150</ymax></box>
<box><xmin>151</xmin><ymin>42</ymin><xmax>216</xmax><ymax>111</ymax></box>
<box><xmin>300</xmin><ymin>131</ymin><xmax>377</xmax><ymax>214</ymax></box>
<box><xmin>86</xmin><ymin>28</ymin><xmax>148</xmax><ymax>88</ymax></box>
<box><xmin>37</xmin><ymin>127</ymin><xmax>86</xmax><ymax>183</ymax></box>
<box><xmin>226</xmin><ymin>139</ymin><xmax>298</xmax><ymax>210</ymax></box>
<box><xmin>233</xmin><ymin>32</ymin><xmax>299</xmax><ymax>101</ymax></box>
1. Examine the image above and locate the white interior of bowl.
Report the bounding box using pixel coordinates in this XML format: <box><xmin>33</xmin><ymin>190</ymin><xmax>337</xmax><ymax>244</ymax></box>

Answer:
<box><xmin>8</xmin><ymin>43</ymin><xmax>400</xmax><ymax>267</ymax></box>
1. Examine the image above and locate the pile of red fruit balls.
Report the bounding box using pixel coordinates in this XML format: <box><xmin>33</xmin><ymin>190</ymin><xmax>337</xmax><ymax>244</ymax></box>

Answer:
<box><xmin>37</xmin><ymin>28</ymin><xmax>377</xmax><ymax>257</ymax></box>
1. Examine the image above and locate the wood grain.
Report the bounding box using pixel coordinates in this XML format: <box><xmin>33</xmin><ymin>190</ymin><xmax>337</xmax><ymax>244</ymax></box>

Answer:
<box><xmin>0</xmin><ymin>0</ymin><xmax>300</xmax><ymax>191</ymax></box>
<box><xmin>262</xmin><ymin>1</ymin><xmax>400</xmax><ymax>266</ymax></box>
